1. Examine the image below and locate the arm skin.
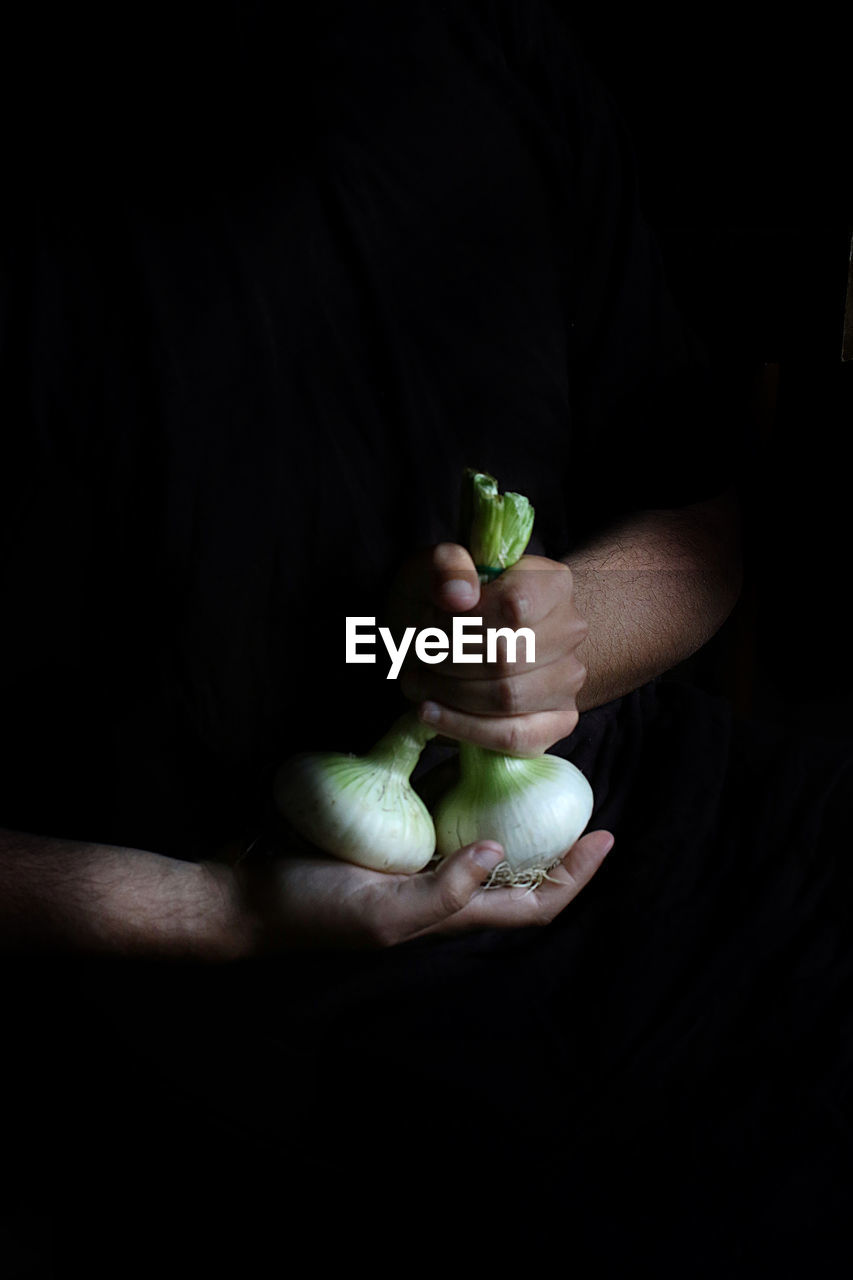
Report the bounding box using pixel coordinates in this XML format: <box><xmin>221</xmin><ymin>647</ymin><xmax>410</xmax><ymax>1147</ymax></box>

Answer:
<box><xmin>0</xmin><ymin>826</ymin><xmax>613</xmax><ymax>958</ymax></box>
<box><xmin>398</xmin><ymin>489</ymin><xmax>742</xmax><ymax>752</ymax></box>
<box><xmin>568</xmin><ymin>489</ymin><xmax>743</xmax><ymax>713</ymax></box>
<box><xmin>1</xmin><ymin>495</ymin><xmax>731</xmax><ymax>959</ymax></box>
<box><xmin>0</xmin><ymin>830</ymin><xmax>245</xmax><ymax>961</ymax></box>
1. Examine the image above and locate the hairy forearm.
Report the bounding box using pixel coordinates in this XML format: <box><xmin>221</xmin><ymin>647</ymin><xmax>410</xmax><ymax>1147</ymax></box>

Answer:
<box><xmin>563</xmin><ymin>491</ymin><xmax>742</xmax><ymax>711</ymax></box>
<box><xmin>0</xmin><ymin>828</ymin><xmax>246</xmax><ymax>960</ymax></box>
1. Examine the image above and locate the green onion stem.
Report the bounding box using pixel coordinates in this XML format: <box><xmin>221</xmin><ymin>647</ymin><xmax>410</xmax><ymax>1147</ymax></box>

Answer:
<box><xmin>458</xmin><ymin>468</ymin><xmax>534</xmax><ymax>584</ymax></box>
<box><xmin>457</xmin><ymin>740</ymin><xmax>531</xmax><ymax>801</ymax></box>
<box><xmin>366</xmin><ymin>711</ymin><xmax>437</xmax><ymax>774</ymax></box>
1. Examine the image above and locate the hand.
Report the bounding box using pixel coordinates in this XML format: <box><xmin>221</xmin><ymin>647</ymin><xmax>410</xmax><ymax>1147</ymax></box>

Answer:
<box><xmin>224</xmin><ymin>829</ymin><xmax>614</xmax><ymax>951</ymax></box>
<box><xmin>389</xmin><ymin>542</ymin><xmax>588</xmax><ymax>755</ymax></box>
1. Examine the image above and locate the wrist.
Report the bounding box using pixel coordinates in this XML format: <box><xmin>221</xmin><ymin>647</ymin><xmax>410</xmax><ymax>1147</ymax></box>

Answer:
<box><xmin>196</xmin><ymin>859</ymin><xmax>261</xmax><ymax>962</ymax></box>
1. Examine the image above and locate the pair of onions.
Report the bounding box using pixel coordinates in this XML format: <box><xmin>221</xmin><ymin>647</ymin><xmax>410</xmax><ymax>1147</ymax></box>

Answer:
<box><xmin>274</xmin><ymin>471</ymin><xmax>594</xmax><ymax>889</ymax></box>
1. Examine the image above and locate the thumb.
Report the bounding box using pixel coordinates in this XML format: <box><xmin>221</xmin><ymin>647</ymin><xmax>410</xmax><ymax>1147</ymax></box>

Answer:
<box><xmin>429</xmin><ymin>542</ymin><xmax>481</xmax><ymax>614</ymax></box>
<box><xmin>405</xmin><ymin>841</ymin><xmax>504</xmax><ymax>928</ymax></box>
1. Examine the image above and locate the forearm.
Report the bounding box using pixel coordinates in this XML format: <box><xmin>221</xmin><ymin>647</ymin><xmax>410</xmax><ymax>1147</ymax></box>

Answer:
<box><xmin>564</xmin><ymin>491</ymin><xmax>742</xmax><ymax>711</ymax></box>
<box><xmin>0</xmin><ymin>828</ymin><xmax>248</xmax><ymax>961</ymax></box>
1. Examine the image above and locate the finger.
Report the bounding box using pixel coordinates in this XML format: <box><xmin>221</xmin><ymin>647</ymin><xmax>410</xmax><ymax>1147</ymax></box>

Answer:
<box><xmin>419</xmin><ymin>563</ymin><xmax>585</xmax><ymax>676</ymax></box>
<box><xmin>401</xmin><ymin>632</ymin><xmax>547</xmax><ymax>686</ymax></box>
<box><xmin>402</xmin><ymin>619</ymin><xmax>586</xmax><ymax>682</ymax></box>
<box><xmin>429</xmin><ymin>542</ymin><xmax>481</xmax><ymax>614</ymax></box>
<box><xmin>387</xmin><ymin>543</ymin><xmax>480</xmax><ymax>624</ymax></box>
<box><xmin>417</xmin><ymin>703</ymin><xmax>580</xmax><ymax>756</ymax></box>
<box><xmin>391</xmin><ymin>841</ymin><xmax>506</xmax><ymax>933</ymax></box>
<box><xmin>403</xmin><ymin>653</ymin><xmax>584</xmax><ymax>716</ymax></box>
<box><xmin>480</xmin><ymin>556</ymin><xmax>575</xmax><ymax>630</ymax></box>
<box><xmin>542</xmin><ymin>828</ymin><xmax>615</xmax><ymax>899</ymax></box>
<box><xmin>417</xmin><ymin>830</ymin><xmax>614</xmax><ymax>935</ymax></box>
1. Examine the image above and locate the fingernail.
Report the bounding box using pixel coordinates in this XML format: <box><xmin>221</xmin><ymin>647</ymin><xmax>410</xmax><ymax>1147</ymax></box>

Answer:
<box><xmin>473</xmin><ymin>842</ymin><xmax>504</xmax><ymax>871</ymax></box>
<box><xmin>420</xmin><ymin>701</ymin><xmax>441</xmax><ymax>725</ymax></box>
<box><xmin>443</xmin><ymin>578</ymin><xmax>476</xmax><ymax>609</ymax></box>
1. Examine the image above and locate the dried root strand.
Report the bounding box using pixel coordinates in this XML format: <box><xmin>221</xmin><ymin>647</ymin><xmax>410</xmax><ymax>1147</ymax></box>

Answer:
<box><xmin>428</xmin><ymin>852</ymin><xmax>565</xmax><ymax>893</ymax></box>
<box><xmin>480</xmin><ymin>859</ymin><xmax>567</xmax><ymax>892</ymax></box>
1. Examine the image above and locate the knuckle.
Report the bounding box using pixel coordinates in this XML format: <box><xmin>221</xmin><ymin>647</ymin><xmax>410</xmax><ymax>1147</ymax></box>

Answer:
<box><xmin>552</xmin><ymin>560</ymin><xmax>574</xmax><ymax>595</ymax></box>
<box><xmin>553</xmin><ymin>565</ymin><xmax>576</xmax><ymax>609</ymax></box>
<box><xmin>437</xmin><ymin>876</ymin><xmax>469</xmax><ymax>917</ymax></box>
<box><xmin>500</xmin><ymin>583</ymin><xmax>529</xmax><ymax>629</ymax></box>
<box><xmin>498</xmin><ymin>717</ymin><xmax>533</xmax><ymax>756</ymax></box>
<box><xmin>555</xmin><ymin>655</ymin><xmax>585</xmax><ymax>699</ymax></box>
<box><xmin>493</xmin><ymin>676</ymin><xmax>519</xmax><ymax>715</ymax></box>
<box><xmin>560</xmin><ymin>704</ymin><xmax>580</xmax><ymax>738</ymax></box>
<box><xmin>539</xmin><ymin>706</ymin><xmax>577</xmax><ymax>750</ymax></box>
<box><xmin>489</xmin><ymin>642</ymin><xmax>513</xmax><ymax>677</ymax></box>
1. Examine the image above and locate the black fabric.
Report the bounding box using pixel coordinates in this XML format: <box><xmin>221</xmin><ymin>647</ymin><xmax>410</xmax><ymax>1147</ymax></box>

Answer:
<box><xmin>8</xmin><ymin>682</ymin><xmax>853</xmax><ymax>1275</ymax></box>
<box><xmin>1</xmin><ymin>4</ymin><xmax>851</xmax><ymax>1275</ymax></box>
<box><xmin>2</xmin><ymin>0</ymin><xmax>733</xmax><ymax>857</ymax></box>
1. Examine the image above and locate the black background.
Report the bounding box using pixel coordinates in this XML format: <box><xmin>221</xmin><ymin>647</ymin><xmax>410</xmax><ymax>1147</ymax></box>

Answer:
<box><xmin>14</xmin><ymin>3</ymin><xmax>853</xmax><ymax>738</ymax></box>
<box><xmin>4</xmin><ymin>8</ymin><xmax>853</xmax><ymax>1276</ymax></box>
<box><xmin>562</xmin><ymin>8</ymin><xmax>853</xmax><ymax>741</ymax></box>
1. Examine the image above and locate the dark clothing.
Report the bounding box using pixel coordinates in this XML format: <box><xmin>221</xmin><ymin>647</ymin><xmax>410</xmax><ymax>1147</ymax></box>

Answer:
<box><xmin>1</xmin><ymin>3</ymin><xmax>850</xmax><ymax>1275</ymax></box>
<box><xmin>14</xmin><ymin>682</ymin><xmax>853</xmax><ymax>1276</ymax></box>
<box><xmin>2</xmin><ymin>0</ymin><xmax>731</xmax><ymax>856</ymax></box>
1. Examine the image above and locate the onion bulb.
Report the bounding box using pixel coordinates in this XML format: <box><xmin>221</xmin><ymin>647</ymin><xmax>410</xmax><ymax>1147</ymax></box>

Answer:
<box><xmin>432</xmin><ymin>742</ymin><xmax>594</xmax><ymax>888</ymax></box>
<box><xmin>430</xmin><ymin>468</ymin><xmax>596</xmax><ymax>888</ymax></box>
<box><xmin>273</xmin><ymin>712</ymin><xmax>436</xmax><ymax>873</ymax></box>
